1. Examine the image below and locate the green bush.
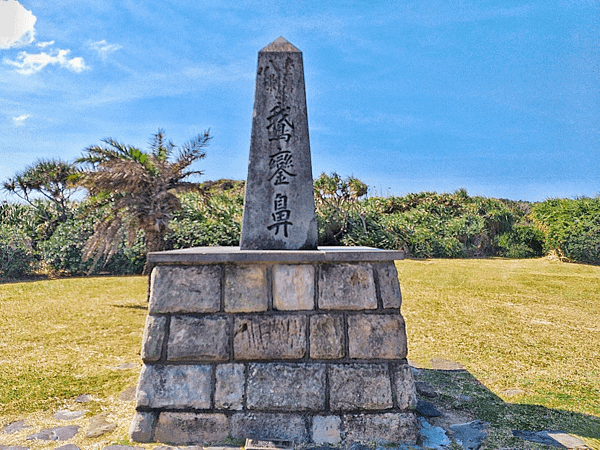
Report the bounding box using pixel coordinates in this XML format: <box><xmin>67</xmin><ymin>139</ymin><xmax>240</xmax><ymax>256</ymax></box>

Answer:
<box><xmin>38</xmin><ymin>201</ymin><xmax>146</xmax><ymax>276</ymax></box>
<box><xmin>497</xmin><ymin>224</ymin><xmax>545</xmax><ymax>258</ymax></box>
<box><xmin>531</xmin><ymin>197</ymin><xmax>600</xmax><ymax>264</ymax></box>
<box><xmin>0</xmin><ymin>224</ymin><xmax>36</xmax><ymax>279</ymax></box>
<box><xmin>166</xmin><ymin>191</ymin><xmax>242</xmax><ymax>248</ymax></box>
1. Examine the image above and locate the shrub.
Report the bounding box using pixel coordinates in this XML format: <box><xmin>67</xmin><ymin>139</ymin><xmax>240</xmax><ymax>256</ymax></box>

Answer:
<box><xmin>0</xmin><ymin>224</ymin><xmax>36</xmax><ymax>279</ymax></box>
<box><xmin>497</xmin><ymin>224</ymin><xmax>545</xmax><ymax>258</ymax></box>
<box><xmin>531</xmin><ymin>197</ymin><xmax>600</xmax><ymax>264</ymax></box>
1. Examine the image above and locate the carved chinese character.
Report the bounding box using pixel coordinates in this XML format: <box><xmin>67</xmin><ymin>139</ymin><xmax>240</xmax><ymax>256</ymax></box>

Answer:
<box><xmin>266</xmin><ymin>102</ymin><xmax>294</xmax><ymax>142</ymax></box>
<box><xmin>267</xmin><ymin>193</ymin><xmax>293</xmax><ymax>237</ymax></box>
<box><xmin>268</xmin><ymin>149</ymin><xmax>296</xmax><ymax>185</ymax></box>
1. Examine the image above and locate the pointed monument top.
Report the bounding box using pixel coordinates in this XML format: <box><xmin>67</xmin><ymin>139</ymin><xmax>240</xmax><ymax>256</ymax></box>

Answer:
<box><xmin>260</xmin><ymin>36</ymin><xmax>301</xmax><ymax>53</ymax></box>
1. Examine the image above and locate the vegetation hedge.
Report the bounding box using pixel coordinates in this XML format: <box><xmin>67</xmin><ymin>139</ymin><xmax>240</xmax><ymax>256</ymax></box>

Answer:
<box><xmin>1</xmin><ymin>178</ymin><xmax>599</xmax><ymax>280</ymax></box>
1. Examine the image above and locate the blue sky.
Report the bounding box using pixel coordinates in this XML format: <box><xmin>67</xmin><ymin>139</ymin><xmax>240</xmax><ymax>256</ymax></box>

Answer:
<box><xmin>1</xmin><ymin>0</ymin><xmax>598</xmax><ymax>202</ymax></box>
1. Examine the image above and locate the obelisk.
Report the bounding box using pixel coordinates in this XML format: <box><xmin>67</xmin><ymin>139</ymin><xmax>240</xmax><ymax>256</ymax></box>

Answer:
<box><xmin>240</xmin><ymin>37</ymin><xmax>318</xmax><ymax>250</ymax></box>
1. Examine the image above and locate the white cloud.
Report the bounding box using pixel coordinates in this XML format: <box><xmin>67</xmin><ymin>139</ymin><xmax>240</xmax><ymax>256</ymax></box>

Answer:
<box><xmin>4</xmin><ymin>49</ymin><xmax>89</xmax><ymax>75</ymax></box>
<box><xmin>90</xmin><ymin>39</ymin><xmax>122</xmax><ymax>59</ymax></box>
<box><xmin>36</xmin><ymin>40</ymin><xmax>55</xmax><ymax>48</ymax></box>
<box><xmin>0</xmin><ymin>0</ymin><xmax>37</xmax><ymax>49</ymax></box>
<box><xmin>12</xmin><ymin>114</ymin><xmax>30</xmax><ymax>126</ymax></box>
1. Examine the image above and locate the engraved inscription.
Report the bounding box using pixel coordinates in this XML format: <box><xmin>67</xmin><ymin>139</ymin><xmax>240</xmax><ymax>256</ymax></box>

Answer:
<box><xmin>267</xmin><ymin>193</ymin><xmax>293</xmax><ymax>237</ymax></box>
<box><xmin>267</xmin><ymin>102</ymin><xmax>295</xmax><ymax>142</ymax></box>
<box><xmin>234</xmin><ymin>316</ymin><xmax>307</xmax><ymax>359</ymax></box>
<box><xmin>268</xmin><ymin>149</ymin><xmax>296</xmax><ymax>185</ymax></box>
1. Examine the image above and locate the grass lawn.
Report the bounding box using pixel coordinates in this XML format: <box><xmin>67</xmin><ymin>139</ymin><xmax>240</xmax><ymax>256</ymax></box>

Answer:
<box><xmin>398</xmin><ymin>257</ymin><xmax>600</xmax><ymax>448</ymax></box>
<box><xmin>0</xmin><ymin>258</ymin><xmax>598</xmax><ymax>448</ymax></box>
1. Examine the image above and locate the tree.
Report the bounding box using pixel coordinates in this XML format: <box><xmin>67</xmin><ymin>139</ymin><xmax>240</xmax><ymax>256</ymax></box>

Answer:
<box><xmin>3</xmin><ymin>158</ymin><xmax>79</xmax><ymax>223</ymax></box>
<box><xmin>314</xmin><ymin>172</ymin><xmax>368</xmax><ymax>244</ymax></box>
<box><xmin>75</xmin><ymin>129</ymin><xmax>211</xmax><ymax>272</ymax></box>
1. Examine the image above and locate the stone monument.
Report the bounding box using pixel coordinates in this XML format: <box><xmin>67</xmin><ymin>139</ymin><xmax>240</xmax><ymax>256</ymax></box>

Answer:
<box><xmin>241</xmin><ymin>36</ymin><xmax>318</xmax><ymax>250</ymax></box>
<box><xmin>130</xmin><ymin>37</ymin><xmax>418</xmax><ymax>447</ymax></box>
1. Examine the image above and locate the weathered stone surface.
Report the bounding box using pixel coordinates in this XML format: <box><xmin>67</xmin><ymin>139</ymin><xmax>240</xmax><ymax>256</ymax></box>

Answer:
<box><xmin>329</xmin><ymin>364</ymin><xmax>393</xmax><ymax>411</ymax></box>
<box><xmin>416</xmin><ymin>400</ymin><xmax>441</xmax><ymax>417</ymax></box>
<box><xmin>224</xmin><ymin>265</ymin><xmax>268</xmax><ymax>312</ymax></box>
<box><xmin>318</xmin><ymin>264</ymin><xmax>377</xmax><ymax>310</ymax></box>
<box><xmin>342</xmin><ymin>413</ymin><xmax>419</xmax><ymax>444</ymax></box>
<box><xmin>419</xmin><ymin>416</ymin><xmax>451</xmax><ymax>448</ymax></box>
<box><xmin>136</xmin><ymin>364</ymin><xmax>211</xmax><ymax>409</ymax></box>
<box><xmin>234</xmin><ymin>315</ymin><xmax>306</xmax><ymax>359</ymax></box>
<box><xmin>26</xmin><ymin>425</ymin><xmax>79</xmax><ymax>441</ymax></box>
<box><xmin>272</xmin><ymin>264</ymin><xmax>315</xmax><ymax>310</ymax></box>
<box><xmin>118</xmin><ymin>385</ymin><xmax>137</xmax><ymax>401</ymax></box>
<box><xmin>104</xmin><ymin>445</ymin><xmax>144</xmax><ymax>449</ymax></box>
<box><xmin>392</xmin><ymin>364</ymin><xmax>417</xmax><ymax>410</ymax></box>
<box><xmin>229</xmin><ymin>413</ymin><xmax>308</xmax><ymax>442</ymax></box>
<box><xmin>215</xmin><ymin>364</ymin><xmax>245</xmax><ymax>410</ymax></box>
<box><xmin>311</xmin><ymin>416</ymin><xmax>342</xmax><ymax>444</ymax></box>
<box><xmin>55</xmin><ymin>445</ymin><xmax>80</xmax><ymax>450</ymax></box>
<box><xmin>450</xmin><ymin>420</ymin><xmax>487</xmax><ymax>450</ymax></box>
<box><xmin>415</xmin><ymin>381</ymin><xmax>438</xmax><ymax>398</ymax></box>
<box><xmin>375</xmin><ymin>262</ymin><xmax>402</xmax><ymax>309</ymax></box>
<box><xmin>247</xmin><ymin>363</ymin><xmax>325</xmax><ymax>410</ymax></box>
<box><xmin>75</xmin><ymin>394</ymin><xmax>92</xmax><ymax>403</ymax></box>
<box><xmin>0</xmin><ymin>446</ymin><xmax>29</xmax><ymax>450</ymax></box>
<box><xmin>240</xmin><ymin>37</ymin><xmax>318</xmax><ymax>251</ymax></box>
<box><xmin>85</xmin><ymin>413</ymin><xmax>117</xmax><ymax>438</ymax></box>
<box><xmin>309</xmin><ymin>314</ymin><xmax>344</xmax><ymax>359</ymax></box>
<box><xmin>53</xmin><ymin>409</ymin><xmax>86</xmax><ymax>421</ymax></box>
<box><xmin>149</xmin><ymin>246</ymin><xmax>404</xmax><ymax>264</ymax></box>
<box><xmin>2</xmin><ymin>420</ymin><xmax>28</xmax><ymax>434</ymax></box>
<box><xmin>167</xmin><ymin>316</ymin><xmax>230</xmax><ymax>361</ymax></box>
<box><xmin>347</xmin><ymin>314</ymin><xmax>407</xmax><ymax>359</ymax></box>
<box><xmin>154</xmin><ymin>412</ymin><xmax>229</xmax><ymax>446</ymax></box>
<box><xmin>141</xmin><ymin>315</ymin><xmax>166</xmax><ymax>361</ymax></box>
<box><xmin>129</xmin><ymin>411</ymin><xmax>157</xmax><ymax>443</ymax></box>
<box><xmin>149</xmin><ymin>265</ymin><xmax>221</xmax><ymax>314</ymax></box>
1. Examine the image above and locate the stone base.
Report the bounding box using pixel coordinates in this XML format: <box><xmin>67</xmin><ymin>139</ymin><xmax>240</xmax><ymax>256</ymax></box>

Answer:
<box><xmin>131</xmin><ymin>411</ymin><xmax>419</xmax><ymax>446</ymax></box>
<box><xmin>131</xmin><ymin>247</ymin><xmax>417</xmax><ymax>446</ymax></box>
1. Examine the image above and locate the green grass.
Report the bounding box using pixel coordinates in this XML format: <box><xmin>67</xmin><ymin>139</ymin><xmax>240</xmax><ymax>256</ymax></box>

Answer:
<box><xmin>398</xmin><ymin>257</ymin><xmax>600</xmax><ymax>448</ymax></box>
<box><xmin>0</xmin><ymin>259</ymin><xmax>599</xmax><ymax>449</ymax></box>
<box><xmin>0</xmin><ymin>276</ymin><xmax>148</xmax><ymax>417</ymax></box>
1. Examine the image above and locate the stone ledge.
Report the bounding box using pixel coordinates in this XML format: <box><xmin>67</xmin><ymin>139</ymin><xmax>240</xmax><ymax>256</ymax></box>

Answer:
<box><xmin>148</xmin><ymin>246</ymin><xmax>405</xmax><ymax>264</ymax></box>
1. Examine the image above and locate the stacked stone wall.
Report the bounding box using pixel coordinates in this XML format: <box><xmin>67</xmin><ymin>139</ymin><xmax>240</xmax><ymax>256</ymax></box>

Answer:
<box><xmin>131</xmin><ymin>259</ymin><xmax>418</xmax><ymax>446</ymax></box>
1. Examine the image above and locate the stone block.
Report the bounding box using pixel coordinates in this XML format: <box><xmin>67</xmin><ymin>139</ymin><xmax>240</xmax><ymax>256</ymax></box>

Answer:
<box><xmin>167</xmin><ymin>316</ymin><xmax>230</xmax><ymax>361</ymax></box>
<box><xmin>318</xmin><ymin>264</ymin><xmax>377</xmax><ymax>310</ymax></box>
<box><xmin>229</xmin><ymin>413</ymin><xmax>309</xmax><ymax>442</ymax></box>
<box><xmin>136</xmin><ymin>364</ymin><xmax>211</xmax><ymax>409</ymax></box>
<box><xmin>342</xmin><ymin>412</ymin><xmax>419</xmax><ymax>444</ymax></box>
<box><xmin>234</xmin><ymin>315</ymin><xmax>306</xmax><ymax>359</ymax></box>
<box><xmin>347</xmin><ymin>314</ymin><xmax>407</xmax><ymax>359</ymax></box>
<box><xmin>309</xmin><ymin>314</ymin><xmax>344</xmax><ymax>359</ymax></box>
<box><xmin>129</xmin><ymin>411</ymin><xmax>157</xmax><ymax>443</ymax></box>
<box><xmin>224</xmin><ymin>265</ymin><xmax>268</xmax><ymax>312</ymax></box>
<box><xmin>215</xmin><ymin>364</ymin><xmax>245</xmax><ymax>410</ymax></box>
<box><xmin>141</xmin><ymin>315</ymin><xmax>166</xmax><ymax>362</ymax></box>
<box><xmin>247</xmin><ymin>363</ymin><xmax>325</xmax><ymax>410</ymax></box>
<box><xmin>149</xmin><ymin>265</ymin><xmax>221</xmax><ymax>314</ymax></box>
<box><xmin>154</xmin><ymin>412</ymin><xmax>228</xmax><ymax>446</ymax></box>
<box><xmin>311</xmin><ymin>416</ymin><xmax>342</xmax><ymax>445</ymax></box>
<box><xmin>375</xmin><ymin>262</ymin><xmax>402</xmax><ymax>309</ymax></box>
<box><xmin>272</xmin><ymin>264</ymin><xmax>315</xmax><ymax>310</ymax></box>
<box><xmin>329</xmin><ymin>364</ymin><xmax>392</xmax><ymax>411</ymax></box>
<box><xmin>393</xmin><ymin>364</ymin><xmax>417</xmax><ymax>410</ymax></box>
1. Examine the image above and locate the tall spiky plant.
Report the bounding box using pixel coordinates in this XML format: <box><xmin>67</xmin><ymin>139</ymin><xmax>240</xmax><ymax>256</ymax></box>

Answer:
<box><xmin>75</xmin><ymin>129</ymin><xmax>211</xmax><ymax>272</ymax></box>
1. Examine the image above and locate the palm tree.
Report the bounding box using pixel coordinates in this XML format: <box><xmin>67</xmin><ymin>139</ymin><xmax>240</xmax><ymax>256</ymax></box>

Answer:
<box><xmin>3</xmin><ymin>158</ymin><xmax>79</xmax><ymax>223</ymax></box>
<box><xmin>75</xmin><ymin>129</ymin><xmax>211</xmax><ymax>272</ymax></box>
